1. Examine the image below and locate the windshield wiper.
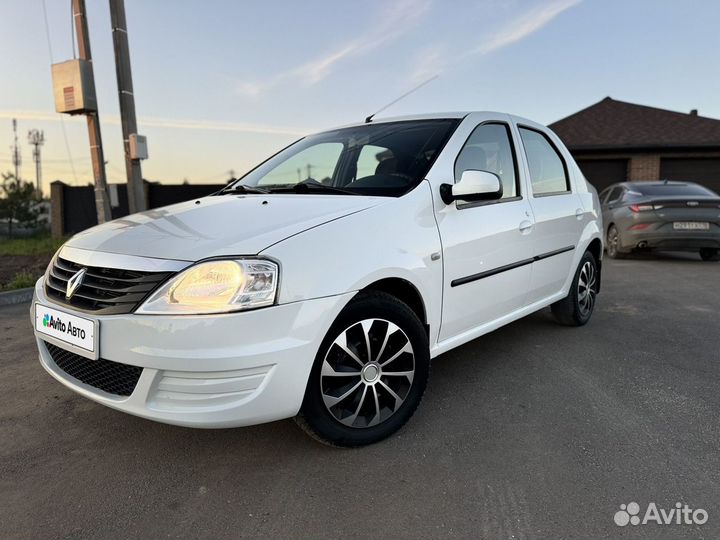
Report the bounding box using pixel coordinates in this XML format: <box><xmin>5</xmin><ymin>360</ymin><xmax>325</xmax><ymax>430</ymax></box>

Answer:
<box><xmin>217</xmin><ymin>184</ymin><xmax>269</xmax><ymax>195</ymax></box>
<box><xmin>267</xmin><ymin>182</ymin><xmax>359</xmax><ymax>196</ymax></box>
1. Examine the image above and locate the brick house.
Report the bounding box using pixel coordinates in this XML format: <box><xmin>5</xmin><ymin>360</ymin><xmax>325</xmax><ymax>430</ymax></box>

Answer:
<box><xmin>549</xmin><ymin>97</ymin><xmax>720</xmax><ymax>194</ymax></box>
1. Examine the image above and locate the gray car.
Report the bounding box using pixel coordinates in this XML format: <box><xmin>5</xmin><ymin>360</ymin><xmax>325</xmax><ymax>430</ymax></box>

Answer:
<box><xmin>599</xmin><ymin>181</ymin><xmax>720</xmax><ymax>261</ymax></box>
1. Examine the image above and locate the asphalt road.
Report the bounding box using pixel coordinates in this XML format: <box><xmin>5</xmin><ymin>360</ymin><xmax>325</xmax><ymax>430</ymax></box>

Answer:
<box><xmin>1</xmin><ymin>254</ymin><xmax>719</xmax><ymax>539</ymax></box>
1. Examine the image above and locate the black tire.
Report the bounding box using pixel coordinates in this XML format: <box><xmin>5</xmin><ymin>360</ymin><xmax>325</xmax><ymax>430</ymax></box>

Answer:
<box><xmin>606</xmin><ymin>224</ymin><xmax>627</xmax><ymax>259</ymax></box>
<box><xmin>551</xmin><ymin>251</ymin><xmax>599</xmax><ymax>326</ymax></box>
<box><xmin>296</xmin><ymin>291</ymin><xmax>429</xmax><ymax>447</ymax></box>
<box><xmin>700</xmin><ymin>248</ymin><xmax>720</xmax><ymax>262</ymax></box>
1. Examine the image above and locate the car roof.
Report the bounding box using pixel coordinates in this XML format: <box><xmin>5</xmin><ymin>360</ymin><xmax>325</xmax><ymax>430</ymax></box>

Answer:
<box><xmin>326</xmin><ymin>111</ymin><xmax>542</xmax><ymax>131</ymax></box>
<box><xmin>615</xmin><ymin>180</ymin><xmax>700</xmax><ymax>188</ymax></box>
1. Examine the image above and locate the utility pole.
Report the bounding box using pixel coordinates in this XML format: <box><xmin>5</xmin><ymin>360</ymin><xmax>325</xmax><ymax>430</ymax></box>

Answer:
<box><xmin>11</xmin><ymin>119</ymin><xmax>21</xmax><ymax>180</ymax></box>
<box><xmin>109</xmin><ymin>0</ymin><xmax>146</xmax><ymax>213</ymax></box>
<box><xmin>72</xmin><ymin>0</ymin><xmax>111</xmax><ymax>223</ymax></box>
<box><xmin>28</xmin><ymin>129</ymin><xmax>45</xmax><ymax>196</ymax></box>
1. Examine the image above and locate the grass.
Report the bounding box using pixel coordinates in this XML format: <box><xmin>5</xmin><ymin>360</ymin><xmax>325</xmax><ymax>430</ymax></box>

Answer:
<box><xmin>0</xmin><ymin>233</ymin><xmax>66</xmax><ymax>291</ymax></box>
<box><xmin>0</xmin><ymin>234</ymin><xmax>65</xmax><ymax>257</ymax></box>
<box><xmin>2</xmin><ymin>271</ymin><xmax>37</xmax><ymax>291</ymax></box>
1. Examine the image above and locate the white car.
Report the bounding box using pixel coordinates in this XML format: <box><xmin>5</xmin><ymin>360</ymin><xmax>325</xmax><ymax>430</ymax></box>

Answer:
<box><xmin>32</xmin><ymin>112</ymin><xmax>603</xmax><ymax>446</ymax></box>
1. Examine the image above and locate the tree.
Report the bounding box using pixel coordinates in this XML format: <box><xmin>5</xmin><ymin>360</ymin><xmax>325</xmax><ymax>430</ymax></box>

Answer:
<box><xmin>0</xmin><ymin>172</ymin><xmax>42</xmax><ymax>238</ymax></box>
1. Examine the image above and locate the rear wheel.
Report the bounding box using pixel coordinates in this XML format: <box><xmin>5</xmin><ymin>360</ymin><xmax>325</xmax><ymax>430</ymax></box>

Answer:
<box><xmin>551</xmin><ymin>251</ymin><xmax>599</xmax><ymax>326</ymax></box>
<box><xmin>606</xmin><ymin>225</ymin><xmax>626</xmax><ymax>259</ymax></box>
<box><xmin>296</xmin><ymin>291</ymin><xmax>429</xmax><ymax>447</ymax></box>
<box><xmin>700</xmin><ymin>248</ymin><xmax>720</xmax><ymax>262</ymax></box>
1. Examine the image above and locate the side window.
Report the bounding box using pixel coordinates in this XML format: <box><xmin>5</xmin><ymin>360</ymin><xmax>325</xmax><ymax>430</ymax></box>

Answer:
<box><xmin>454</xmin><ymin>123</ymin><xmax>519</xmax><ymax>200</ymax></box>
<box><xmin>607</xmin><ymin>186</ymin><xmax>623</xmax><ymax>203</ymax></box>
<box><xmin>519</xmin><ymin>127</ymin><xmax>570</xmax><ymax>195</ymax></box>
<box><xmin>355</xmin><ymin>144</ymin><xmax>393</xmax><ymax>180</ymax></box>
<box><xmin>599</xmin><ymin>187</ymin><xmax>611</xmax><ymax>203</ymax></box>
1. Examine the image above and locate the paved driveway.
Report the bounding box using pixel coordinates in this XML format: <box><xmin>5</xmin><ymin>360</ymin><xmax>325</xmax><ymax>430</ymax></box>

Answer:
<box><xmin>1</xmin><ymin>255</ymin><xmax>719</xmax><ymax>539</ymax></box>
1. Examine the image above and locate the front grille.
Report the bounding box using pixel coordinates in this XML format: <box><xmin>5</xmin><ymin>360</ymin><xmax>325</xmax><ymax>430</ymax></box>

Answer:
<box><xmin>44</xmin><ymin>341</ymin><xmax>142</xmax><ymax>397</ymax></box>
<box><xmin>45</xmin><ymin>256</ymin><xmax>172</xmax><ymax>315</ymax></box>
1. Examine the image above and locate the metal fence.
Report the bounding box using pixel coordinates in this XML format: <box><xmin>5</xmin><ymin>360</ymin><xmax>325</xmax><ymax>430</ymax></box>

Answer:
<box><xmin>50</xmin><ymin>180</ymin><xmax>225</xmax><ymax>237</ymax></box>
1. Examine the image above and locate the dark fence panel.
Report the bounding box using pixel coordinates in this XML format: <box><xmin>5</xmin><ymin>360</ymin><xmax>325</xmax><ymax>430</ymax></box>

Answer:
<box><xmin>53</xmin><ymin>181</ymin><xmax>228</xmax><ymax>237</ymax></box>
<box><xmin>147</xmin><ymin>183</ymin><xmax>225</xmax><ymax>208</ymax></box>
<box><xmin>62</xmin><ymin>186</ymin><xmax>98</xmax><ymax>234</ymax></box>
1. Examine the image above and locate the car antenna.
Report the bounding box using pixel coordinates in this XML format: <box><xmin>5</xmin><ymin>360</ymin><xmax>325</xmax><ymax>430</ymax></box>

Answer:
<box><xmin>365</xmin><ymin>74</ymin><xmax>439</xmax><ymax>123</ymax></box>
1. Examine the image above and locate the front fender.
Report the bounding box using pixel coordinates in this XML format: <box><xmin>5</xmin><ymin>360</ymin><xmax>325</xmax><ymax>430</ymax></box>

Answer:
<box><xmin>261</xmin><ymin>181</ymin><xmax>442</xmax><ymax>343</ymax></box>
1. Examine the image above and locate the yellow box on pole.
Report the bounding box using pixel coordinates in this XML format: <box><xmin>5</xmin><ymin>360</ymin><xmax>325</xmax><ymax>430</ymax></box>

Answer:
<box><xmin>51</xmin><ymin>59</ymin><xmax>97</xmax><ymax>114</ymax></box>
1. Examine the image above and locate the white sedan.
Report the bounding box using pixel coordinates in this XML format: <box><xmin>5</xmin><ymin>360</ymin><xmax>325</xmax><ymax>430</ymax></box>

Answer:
<box><xmin>32</xmin><ymin>112</ymin><xmax>603</xmax><ymax>446</ymax></box>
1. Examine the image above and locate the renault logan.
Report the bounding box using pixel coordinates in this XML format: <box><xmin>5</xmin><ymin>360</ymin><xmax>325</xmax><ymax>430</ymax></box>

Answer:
<box><xmin>32</xmin><ymin>112</ymin><xmax>603</xmax><ymax>446</ymax></box>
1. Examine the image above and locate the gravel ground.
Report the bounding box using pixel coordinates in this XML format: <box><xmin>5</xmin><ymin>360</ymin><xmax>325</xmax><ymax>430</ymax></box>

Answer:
<box><xmin>1</xmin><ymin>253</ymin><xmax>719</xmax><ymax>539</ymax></box>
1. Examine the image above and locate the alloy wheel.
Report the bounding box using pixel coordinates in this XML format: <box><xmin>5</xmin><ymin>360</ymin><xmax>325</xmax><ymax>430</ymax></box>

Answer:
<box><xmin>320</xmin><ymin>319</ymin><xmax>415</xmax><ymax>428</ymax></box>
<box><xmin>577</xmin><ymin>261</ymin><xmax>597</xmax><ymax>317</ymax></box>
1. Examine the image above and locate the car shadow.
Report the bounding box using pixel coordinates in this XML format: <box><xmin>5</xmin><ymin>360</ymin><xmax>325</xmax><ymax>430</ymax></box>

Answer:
<box><xmin>613</xmin><ymin>250</ymin><xmax>708</xmax><ymax>263</ymax></box>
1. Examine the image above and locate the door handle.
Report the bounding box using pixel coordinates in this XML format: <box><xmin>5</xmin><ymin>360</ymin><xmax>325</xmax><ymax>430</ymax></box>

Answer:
<box><xmin>519</xmin><ymin>220</ymin><xmax>533</xmax><ymax>233</ymax></box>
<box><xmin>575</xmin><ymin>208</ymin><xmax>584</xmax><ymax>220</ymax></box>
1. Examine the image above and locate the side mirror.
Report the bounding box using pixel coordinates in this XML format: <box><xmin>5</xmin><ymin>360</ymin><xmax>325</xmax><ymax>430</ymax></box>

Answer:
<box><xmin>440</xmin><ymin>170</ymin><xmax>503</xmax><ymax>205</ymax></box>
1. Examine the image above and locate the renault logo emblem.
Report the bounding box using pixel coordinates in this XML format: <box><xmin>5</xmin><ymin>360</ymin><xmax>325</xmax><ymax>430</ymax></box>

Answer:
<box><xmin>66</xmin><ymin>268</ymin><xmax>87</xmax><ymax>300</ymax></box>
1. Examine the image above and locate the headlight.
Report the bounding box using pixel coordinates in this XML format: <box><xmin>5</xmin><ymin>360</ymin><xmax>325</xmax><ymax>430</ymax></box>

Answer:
<box><xmin>136</xmin><ymin>259</ymin><xmax>278</xmax><ymax>315</ymax></box>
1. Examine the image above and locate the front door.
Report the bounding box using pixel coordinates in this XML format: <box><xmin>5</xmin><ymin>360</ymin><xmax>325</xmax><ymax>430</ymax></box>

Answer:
<box><xmin>437</xmin><ymin>121</ymin><xmax>535</xmax><ymax>342</ymax></box>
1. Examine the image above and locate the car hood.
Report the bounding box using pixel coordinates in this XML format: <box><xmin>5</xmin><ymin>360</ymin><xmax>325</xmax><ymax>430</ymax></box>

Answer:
<box><xmin>66</xmin><ymin>194</ymin><xmax>384</xmax><ymax>261</ymax></box>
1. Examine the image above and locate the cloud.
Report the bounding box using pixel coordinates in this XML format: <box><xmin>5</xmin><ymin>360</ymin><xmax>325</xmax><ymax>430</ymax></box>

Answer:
<box><xmin>235</xmin><ymin>0</ymin><xmax>432</xmax><ymax>96</ymax></box>
<box><xmin>409</xmin><ymin>0</ymin><xmax>581</xmax><ymax>82</ymax></box>
<box><xmin>410</xmin><ymin>44</ymin><xmax>447</xmax><ymax>84</ymax></box>
<box><xmin>0</xmin><ymin>110</ymin><xmax>311</xmax><ymax>136</ymax></box>
<box><xmin>470</xmin><ymin>0</ymin><xmax>581</xmax><ymax>56</ymax></box>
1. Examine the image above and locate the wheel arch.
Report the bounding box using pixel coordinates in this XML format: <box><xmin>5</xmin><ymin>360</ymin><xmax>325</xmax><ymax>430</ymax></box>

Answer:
<box><xmin>358</xmin><ymin>277</ymin><xmax>428</xmax><ymax>334</ymax></box>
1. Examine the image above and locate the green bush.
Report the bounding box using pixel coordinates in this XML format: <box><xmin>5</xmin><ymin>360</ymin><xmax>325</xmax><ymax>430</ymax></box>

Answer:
<box><xmin>2</xmin><ymin>271</ymin><xmax>37</xmax><ymax>291</ymax></box>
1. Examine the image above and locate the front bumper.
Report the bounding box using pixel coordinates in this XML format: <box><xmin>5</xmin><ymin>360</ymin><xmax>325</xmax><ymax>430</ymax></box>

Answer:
<box><xmin>32</xmin><ymin>279</ymin><xmax>354</xmax><ymax>428</ymax></box>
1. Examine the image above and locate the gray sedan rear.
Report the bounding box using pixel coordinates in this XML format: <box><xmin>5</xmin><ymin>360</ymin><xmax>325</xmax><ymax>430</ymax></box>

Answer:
<box><xmin>599</xmin><ymin>181</ymin><xmax>720</xmax><ymax>261</ymax></box>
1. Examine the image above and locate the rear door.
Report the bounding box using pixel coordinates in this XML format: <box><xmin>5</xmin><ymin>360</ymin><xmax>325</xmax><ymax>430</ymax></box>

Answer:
<box><xmin>601</xmin><ymin>185</ymin><xmax>625</xmax><ymax>233</ymax></box>
<box><xmin>516</xmin><ymin>124</ymin><xmax>585</xmax><ymax>304</ymax></box>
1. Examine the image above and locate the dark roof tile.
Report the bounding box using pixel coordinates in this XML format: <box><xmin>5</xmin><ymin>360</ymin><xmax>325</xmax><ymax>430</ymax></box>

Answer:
<box><xmin>549</xmin><ymin>97</ymin><xmax>720</xmax><ymax>150</ymax></box>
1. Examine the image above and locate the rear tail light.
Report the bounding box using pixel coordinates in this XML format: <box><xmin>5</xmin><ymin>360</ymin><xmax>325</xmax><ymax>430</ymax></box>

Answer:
<box><xmin>629</xmin><ymin>204</ymin><xmax>654</xmax><ymax>212</ymax></box>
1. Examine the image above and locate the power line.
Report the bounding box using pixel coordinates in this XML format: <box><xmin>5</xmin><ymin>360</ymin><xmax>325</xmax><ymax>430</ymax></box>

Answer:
<box><xmin>41</xmin><ymin>0</ymin><xmax>79</xmax><ymax>185</ymax></box>
<box><xmin>69</xmin><ymin>0</ymin><xmax>76</xmax><ymax>59</ymax></box>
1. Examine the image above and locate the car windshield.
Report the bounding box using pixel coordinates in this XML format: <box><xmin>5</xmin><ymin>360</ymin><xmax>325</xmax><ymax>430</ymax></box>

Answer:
<box><xmin>631</xmin><ymin>183</ymin><xmax>718</xmax><ymax>197</ymax></box>
<box><xmin>226</xmin><ymin>119</ymin><xmax>459</xmax><ymax>197</ymax></box>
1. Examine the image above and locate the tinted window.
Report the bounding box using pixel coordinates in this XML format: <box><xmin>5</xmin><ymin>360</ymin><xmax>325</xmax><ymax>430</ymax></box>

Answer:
<box><xmin>631</xmin><ymin>183</ymin><xmax>717</xmax><ymax>197</ymax></box>
<box><xmin>232</xmin><ymin>120</ymin><xmax>459</xmax><ymax>197</ymax></box>
<box><xmin>519</xmin><ymin>127</ymin><xmax>569</xmax><ymax>195</ymax></box>
<box><xmin>455</xmin><ymin>123</ymin><xmax>519</xmax><ymax>199</ymax></box>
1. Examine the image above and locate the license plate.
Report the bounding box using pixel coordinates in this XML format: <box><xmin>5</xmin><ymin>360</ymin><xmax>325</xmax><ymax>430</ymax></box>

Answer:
<box><xmin>673</xmin><ymin>221</ymin><xmax>709</xmax><ymax>230</ymax></box>
<box><xmin>35</xmin><ymin>303</ymin><xmax>98</xmax><ymax>356</ymax></box>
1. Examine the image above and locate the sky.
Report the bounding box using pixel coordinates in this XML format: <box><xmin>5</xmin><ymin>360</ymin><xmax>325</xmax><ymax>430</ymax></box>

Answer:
<box><xmin>1</xmin><ymin>0</ymin><xmax>719</xmax><ymax>193</ymax></box>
